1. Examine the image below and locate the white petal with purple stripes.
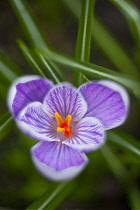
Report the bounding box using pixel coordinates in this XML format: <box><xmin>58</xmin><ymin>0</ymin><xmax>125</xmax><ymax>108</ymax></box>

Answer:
<box><xmin>64</xmin><ymin>117</ymin><xmax>105</xmax><ymax>152</ymax></box>
<box><xmin>7</xmin><ymin>75</ymin><xmax>53</xmax><ymax>118</ymax></box>
<box><xmin>31</xmin><ymin>141</ymin><xmax>88</xmax><ymax>181</ymax></box>
<box><xmin>17</xmin><ymin>102</ymin><xmax>59</xmax><ymax>142</ymax></box>
<box><xmin>79</xmin><ymin>80</ymin><xmax>129</xmax><ymax>130</ymax></box>
<box><xmin>43</xmin><ymin>83</ymin><xmax>87</xmax><ymax>120</ymax></box>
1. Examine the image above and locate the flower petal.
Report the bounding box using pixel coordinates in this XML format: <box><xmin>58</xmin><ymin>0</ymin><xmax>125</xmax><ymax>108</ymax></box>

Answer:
<box><xmin>43</xmin><ymin>83</ymin><xmax>87</xmax><ymax>121</ymax></box>
<box><xmin>64</xmin><ymin>117</ymin><xmax>105</xmax><ymax>152</ymax></box>
<box><xmin>7</xmin><ymin>75</ymin><xmax>53</xmax><ymax>118</ymax></box>
<box><xmin>17</xmin><ymin>102</ymin><xmax>59</xmax><ymax>142</ymax></box>
<box><xmin>31</xmin><ymin>141</ymin><xmax>88</xmax><ymax>181</ymax></box>
<box><xmin>79</xmin><ymin>80</ymin><xmax>129</xmax><ymax>130</ymax></box>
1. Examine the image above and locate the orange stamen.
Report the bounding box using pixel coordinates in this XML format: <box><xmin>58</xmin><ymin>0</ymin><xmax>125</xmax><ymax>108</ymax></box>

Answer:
<box><xmin>55</xmin><ymin>112</ymin><xmax>72</xmax><ymax>138</ymax></box>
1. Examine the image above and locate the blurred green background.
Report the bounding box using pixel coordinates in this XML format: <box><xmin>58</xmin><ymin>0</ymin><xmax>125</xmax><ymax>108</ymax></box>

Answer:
<box><xmin>0</xmin><ymin>0</ymin><xmax>140</xmax><ymax>209</ymax></box>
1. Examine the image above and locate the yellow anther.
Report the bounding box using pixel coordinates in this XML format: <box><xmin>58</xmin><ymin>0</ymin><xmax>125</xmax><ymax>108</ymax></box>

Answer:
<box><xmin>65</xmin><ymin>115</ymin><xmax>72</xmax><ymax>126</ymax></box>
<box><xmin>54</xmin><ymin>112</ymin><xmax>73</xmax><ymax>138</ymax></box>
<box><xmin>55</xmin><ymin>112</ymin><xmax>64</xmax><ymax>127</ymax></box>
<box><xmin>57</xmin><ymin>127</ymin><xmax>65</xmax><ymax>132</ymax></box>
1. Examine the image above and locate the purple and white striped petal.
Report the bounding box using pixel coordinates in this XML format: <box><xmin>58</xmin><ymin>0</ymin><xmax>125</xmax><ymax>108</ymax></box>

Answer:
<box><xmin>64</xmin><ymin>117</ymin><xmax>105</xmax><ymax>152</ymax></box>
<box><xmin>43</xmin><ymin>83</ymin><xmax>87</xmax><ymax>120</ymax></box>
<box><xmin>7</xmin><ymin>75</ymin><xmax>53</xmax><ymax>118</ymax></box>
<box><xmin>79</xmin><ymin>80</ymin><xmax>129</xmax><ymax>130</ymax></box>
<box><xmin>17</xmin><ymin>102</ymin><xmax>59</xmax><ymax>142</ymax></box>
<box><xmin>31</xmin><ymin>141</ymin><xmax>88</xmax><ymax>181</ymax></box>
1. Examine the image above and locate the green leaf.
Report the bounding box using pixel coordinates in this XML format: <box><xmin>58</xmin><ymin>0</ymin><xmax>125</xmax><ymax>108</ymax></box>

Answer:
<box><xmin>0</xmin><ymin>53</ymin><xmax>21</xmax><ymax>84</ymax></box>
<box><xmin>108</xmin><ymin>131</ymin><xmax>140</xmax><ymax>161</ymax></box>
<box><xmin>18</xmin><ymin>39</ymin><xmax>48</xmax><ymax>78</ymax></box>
<box><xmin>0</xmin><ymin>82</ymin><xmax>8</xmax><ymax>100</ymax></box>
<box><xmin>0</xmin><ymin>112</ymin><xmax>14</xmax><ymax>140</ymax></box>
<box><xmin>127</xmin><ymin>185</ymin><xmax>140</xmax><ymax>210</ymax></box>
<box><xmin>101</xmin><ymin>145</ymin><xmax>140</xmax><ymax>210</ymax></box>
<box><xmin>41</xmin><ymin>49</ymin><xmax>140</xmax><ymax>98</ymax></box>
<box><xmin>36</xmin><ymin>50</ymin><xmax>64</xmax><ymax>83</ymax></box>
<box><xmin>109</xmin><ymin>0</ymin><xmax>140</xmax><ymax>47</ymax></box>
<box><xmin>101</xmin><ymin>145</ymin><xmax>127</xmax><ymax>181</ymax></box>
<box><xmin>18</xmin><ymin>40</ymin><xmax>64</xmax><ymax>83</ymax></box>
<box><xmin>74</xmin><ymin>0</ymin><xmax>95</xmax><ymax>85</ymax></box>
<box><xmin>75</xmin><ymin>0</ymin><xmax>94</xmax><ymax>62</ymax></box>
<box><xmin>9</xmin><ymin>0</ymin><xmax>48</xmax><ymax>49</ymax></box>
<box><xmin>92</xmin><ymin>18</ymin><xmax>139</xmax><ymax>77</ymax></box>
<box><xmin>26</xmin><ymin>181</ymin><xmax>74</xmax><ymax>210</ymax></box>
<box><xmin>63</xmin><ymin>0</ymin><xmax>139</xmax><ymax>77</ymax></box>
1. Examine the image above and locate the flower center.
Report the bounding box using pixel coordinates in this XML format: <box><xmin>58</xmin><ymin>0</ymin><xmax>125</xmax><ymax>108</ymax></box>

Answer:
<box><xmin>55</xmin><ymin>112</ymin><xmax>72</xmax><ymax>138</ymax></box>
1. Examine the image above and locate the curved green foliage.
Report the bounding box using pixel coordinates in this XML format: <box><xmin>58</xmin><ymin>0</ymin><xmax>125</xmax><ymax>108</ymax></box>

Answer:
<box><xmin>26</xmin><ymin>182</ymin><xmax>74</xmax><ymax>210</ymax></box>
<box><xmin>9</xmin><ymin>0</ymin><xmax>48</xmax><ymax>49</ymax></box>
<box><xmin>0</xmin><ymin>53</ymin><xmax>21</xmax><ymax>84</ymax></box>
<box><xmin>109</xmin><ymin>0</ymin><xmax>140</xmax><ymax>47</ymax></box>
<box><xmin>36</xmin><ymin>50</ymin><xmax>64</xmax><ymax>83</ymax></box>
<box><xmin>101</xmin><ymin>145</ymin><xmax>127</xmax><ymax>181</ymax></box>
<box><xmin>63</xmin><ymin>0</ymin><xmax>139</xmax><ymax>77</ymax></box>
<box><xmin>41</xmin><ymin>49</ymin><xmax>140</xmax><ymax>98</ymax></box>
<box><xmin>101</xmin><ymin>145</ymin><xmax>140</xmax><ymax>210</ymax></box>
<box><xmin>0</xmin><ymin>112</ymin><xmax>14</xmax><ymax>140</ymax></box>
<box><xmin>75</xmin><ymin>0</ymin><xmax>94</xmax><ymax>62</ymax></box>
<box><xmin>74</xmin><ymin>0</ymin><xmax>94</xmax><ymax>85</ymax></box>
<box><xmin>18</xmin><ymin>40</ymin><xmax>47</xmax><ymax>78</ymax></box>
<box><xmin>108</xmin><ymin>131</ymin><xmax>140</xmax><ymax>161</ymax></box>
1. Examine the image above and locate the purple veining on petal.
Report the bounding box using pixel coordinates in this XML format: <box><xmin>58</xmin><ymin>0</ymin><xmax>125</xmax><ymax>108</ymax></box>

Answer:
<box><xmin>31</xmin><ymin>141</ymin><xmax>88</xmax><ymax>181</ymax></box>
<box><xmin>7</xmin><ymin>76</ymin><xmax>130</xmax><ymax>181</ymax></box>
<box><xmin>10</xmin><ymin>77</ymin><xmax>53</xmax><ymax>118</ymax></box>
<box><xmin>31</xmin><ymin>141</ymin><xmax>88</xmax><ymax>171</ymax></box>
<box><xmin>43</xmin><ymin>83</ymin><xmax>87</xmax><ymax>121</ymax></box>
<box><xmin>79</xmin><ymin>81</ymin><xmax>129</xmax><ymax>130</ymax></box>
<box><xmin>64</xmin><ymin>117</ymin><xmax>105</xmax><ymax>152</ymax></box>
<box><xmin>17</xmin><ymin>102</ymin><xmax>59</xmax><ymax>142</ymax></box>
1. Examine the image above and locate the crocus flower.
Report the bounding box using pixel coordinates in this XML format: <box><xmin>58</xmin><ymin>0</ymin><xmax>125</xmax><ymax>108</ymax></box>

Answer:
<box><xmin>7</xmin><ymin>75</ymin><xmax>129</xmax><ymax>181</ymax></box>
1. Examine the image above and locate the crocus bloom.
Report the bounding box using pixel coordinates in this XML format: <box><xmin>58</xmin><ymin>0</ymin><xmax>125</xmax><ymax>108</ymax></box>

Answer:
<box><xmin>7</xmin><ymin>76</ymin><xmax>129</xmax><ymax>181</ymax></box>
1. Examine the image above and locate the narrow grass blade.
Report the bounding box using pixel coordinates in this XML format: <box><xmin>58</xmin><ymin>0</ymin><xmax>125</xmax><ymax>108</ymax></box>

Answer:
<box><xmin>127</xmin><ymin>185</ymin><xmax>140</xmax><ymax>210</ymax></box>
<box><xmin>0</xmin><ymin>82</ymin><xmax>8</xmax><ymax>100</ymax></box>
<box><xmin>18</xmin><ymin>40</ymin><xmax>64</xmax><ymax>83</ymax></box>
<box><xmin>18</xmin><ymin>39</ymin><xmax>47</xmax><ymax>78</ymax></box>
<box><xmin>74</xmin><ymin>0</ymin><xmax>94</xmax><ymax>85</ymax></box>
<box><xmin>36</xmin><ymin>50</ymin><xmax>64</xmax><ymax>83</ymax></box>
<box><xmin>108</xmin><ymin>131</ymin><xmax>140</xmax><ymax>161</ymax></box>
<box><xmin>9</xmin><ymin>0</ymin><xmax>48</xmax><ymax>49</ymax></box>
<box><xmin>41</xmin><ymin>49</ymin><xmax>140</xmax><ymax>98</ymax></box>
<box><xmin>26</xmin><ymin>181</ymin><xmax>74</xmax><ymax>210</ymax></box>
<box><xmin>0</xmin><ymin>53</ymin><xmax>21</xmax><ymax>84</ymax></box>
<box><xmin>0</xmin><ymin>112</ymin><xmax>14</xmax><ymax>140</ymax></box>
<box><xmin>101</xmin><ymin>145</ymin><xmax>140</xmax><ymax>210</ymax></box>
<box><xmin>109</xmin><ymin>0</ymin><xmax>140</xmax><ymax>47</ymax></box>
<box><xmin>92</xmin><ymin>18</ymin><xmax>139</xmax><ymax>77</ymax></box>
<box><xmin>63</xmin><ymin>0</ymin><xmax>139</xmax><ymax>77</ymax></box>
<box><xmin>101</xmin><ymin>145</ymin><xmax>127</xmax><ymax>181</ymax></box>
<box><xmin>75</xmin><ymin>0</ymin><xmax>94</xmax><ymax>62</ymax></box>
